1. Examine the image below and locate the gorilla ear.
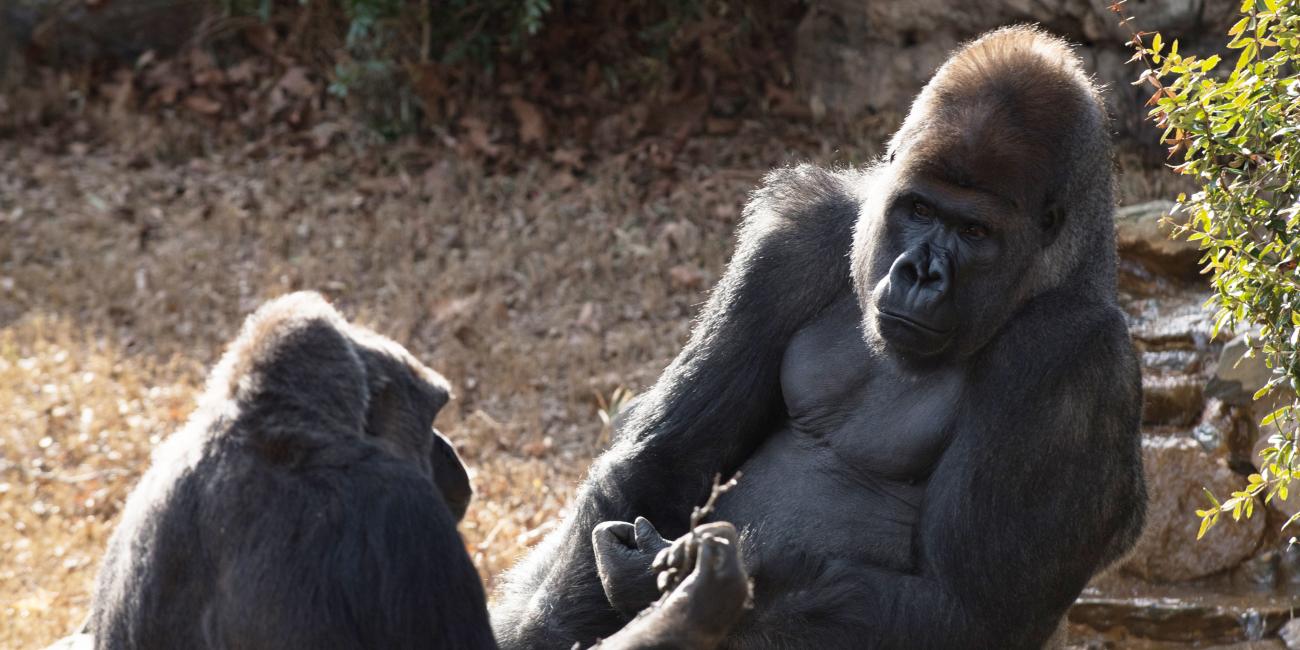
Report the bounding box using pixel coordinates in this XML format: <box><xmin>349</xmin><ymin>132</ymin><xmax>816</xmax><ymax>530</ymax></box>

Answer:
<box><xmin>431</xmin><ymin>429</ymin><xmax>473</xmax><ymax>522</ymax></box>
<box><xmin>352</xmin><ymin>336</ymin><xmax>451</xmax><ymax>450</ymax></box>
<box><xmin>361</xmin><ymin>357</ymin><xmax>450</xmax><ymax>444</ymax></box>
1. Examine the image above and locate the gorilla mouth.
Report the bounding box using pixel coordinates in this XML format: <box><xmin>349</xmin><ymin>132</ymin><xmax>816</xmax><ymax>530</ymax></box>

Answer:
<box><xmin>878</xmin><ymin>311</ymin><xmax>952</xmax><ymax>337</ymax></box>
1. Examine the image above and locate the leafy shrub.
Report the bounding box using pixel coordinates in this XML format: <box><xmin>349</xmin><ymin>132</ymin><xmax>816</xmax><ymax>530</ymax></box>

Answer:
<box><xmin>1129</xmin><ymin>0</ymin><xmax>1300</xmax><ymax>537</ymax></box>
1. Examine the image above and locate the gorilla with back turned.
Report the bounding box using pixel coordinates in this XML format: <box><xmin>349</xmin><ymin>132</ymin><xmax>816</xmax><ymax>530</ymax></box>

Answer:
<box><xmin>89</xmin><ymin>293</ymin><xmax>493</xmax><ymax>649</ymax></box>
<box><xmin>493</xmin><ymin>26</ymin><xmax>1147</xmax><ymax>649</ymax></box>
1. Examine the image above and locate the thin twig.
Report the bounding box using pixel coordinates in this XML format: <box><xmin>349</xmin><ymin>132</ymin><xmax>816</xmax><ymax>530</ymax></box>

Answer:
<box><xmin>690</xmin><ymin>471</ymin><xmax>741</xmax><ymax>529</ymax></box>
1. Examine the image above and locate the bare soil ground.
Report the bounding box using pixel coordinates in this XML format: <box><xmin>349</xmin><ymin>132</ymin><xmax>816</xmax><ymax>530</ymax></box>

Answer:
<box><xmin>0</xmin><ymin>115</ymin><xmax>1178</xmax><ymax>648</ymax></box>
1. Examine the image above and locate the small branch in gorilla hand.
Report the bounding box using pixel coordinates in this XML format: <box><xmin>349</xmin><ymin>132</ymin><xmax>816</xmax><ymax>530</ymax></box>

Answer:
<box><xmin>691</xmin><ymin>472</ymin><xmax>741</xmax><ymax>529</ymax></box>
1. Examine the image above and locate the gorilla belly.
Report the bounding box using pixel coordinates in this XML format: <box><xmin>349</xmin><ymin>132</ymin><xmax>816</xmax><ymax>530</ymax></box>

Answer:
<box><xmin>712</xmin><ymin>430</ymin><xmax>925</xmax><ymax>573</ymax></box>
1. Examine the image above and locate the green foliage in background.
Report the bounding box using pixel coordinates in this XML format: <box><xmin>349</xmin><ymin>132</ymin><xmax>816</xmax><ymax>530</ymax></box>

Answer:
<box><xmin>1133</xmin><ymin>0</ymin><xmax>1300</xmax><ymax>538</ymax></box>
<box><xmin>429</xmin><ymin>0</ymin><xmax>554</xmax><ymax>66</ymax></box>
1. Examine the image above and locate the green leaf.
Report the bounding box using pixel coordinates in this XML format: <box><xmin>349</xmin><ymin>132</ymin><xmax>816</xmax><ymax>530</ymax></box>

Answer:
<box><xmin>1198</xmin><ymin>514</ymin><xmax>1215</xmax><ymax>539</ymax></box>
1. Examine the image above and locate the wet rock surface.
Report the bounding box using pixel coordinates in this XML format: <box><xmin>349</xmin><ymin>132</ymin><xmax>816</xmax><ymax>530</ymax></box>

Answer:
<box><xmin>1116</xmin><ymin>201</ymin><xmax>1204</xmax><ymax>280</ymax></box>
<box><xmin>1069</xmin><ymin>582</ymin><xmax>1293</xmax><ymax>643</ymax></box>
<box><xmin>1122</xmin><ymin>435</ymin><xmax>1265</xmax><ymax>583</ymax></box>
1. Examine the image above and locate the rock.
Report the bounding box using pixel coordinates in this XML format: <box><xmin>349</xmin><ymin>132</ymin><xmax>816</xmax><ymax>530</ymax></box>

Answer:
<box><xmin>1207</xmin><ymin>642</ymin><xmax>1286</xmax><ymax>650</ymax></box>
<box><xmin>1208</xmin><ymin>335</ymin><xmax>1276</xmax><ymax>408</ymax></box>
<box><xmin>1123</xmin><ymin>435</ymin><xmax>1265</xmax><ymax>582</ymax></box>
<box><xmin>1123</xmin><ymin>290</ymin><xmax>1217</xmax><ymax>349</ymax></box>
<box><xmin>792</xmin><ymin>1</ymin><xmax>1236</xmax><ymax>149</ymax></box>
<box><xmin>1193</xmin><ymin>398</ymin><xmax>1257</xmax><ymax>465</ymax></box>
<box><xmin>1141</xmin><ymin>349</ymin><xmax>1203</xmax><ymax>375</ymax></box>
<box><xmin>1142</xmin><ymin>373</ymin><xmax>1204</xmax><ymax>427</ymax></box>
<box><xmin>1069</xmin><ymin>585</ymin><xmax>1293</xmax><ymax>643</ymax></box>
<box><xmin>1114</xmin><ymin>201</ymin><xmax>1204</xmax><ymax>278</ymax></box>
<box><xmin>1066</xmin><ymin>590</ymin><xmax>1289</xmax><ymax>644</ymax></box>
<box><xmin>1279</xmin><ymin>614</ymin><xmax>1300</xmax><ymax>649</ymax></box>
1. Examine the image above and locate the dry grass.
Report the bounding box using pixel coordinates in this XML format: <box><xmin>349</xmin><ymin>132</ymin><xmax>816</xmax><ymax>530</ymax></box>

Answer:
<box><xmin>0</xmin><ymin>114</ymin><xmax>1177</xmax><ymax>648</ymax></box>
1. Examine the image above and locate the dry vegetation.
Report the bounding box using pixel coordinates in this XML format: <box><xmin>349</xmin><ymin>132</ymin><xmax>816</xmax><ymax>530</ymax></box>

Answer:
<box><xmin>0</xmin><ymin>111</ymin><xmax>1179</xmax><ymax>648</ymax></box>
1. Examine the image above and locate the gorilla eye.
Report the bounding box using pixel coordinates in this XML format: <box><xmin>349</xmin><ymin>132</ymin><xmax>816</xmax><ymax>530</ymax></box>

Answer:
<box><xmin>961</xmin><ymin>223</ymin><xmax>989</xmax><ymax>240</ymax></box>
<box><xmin>911</xmin><ymin>201</ymin><xmax>933</xmax><ymax>219</ymax></box>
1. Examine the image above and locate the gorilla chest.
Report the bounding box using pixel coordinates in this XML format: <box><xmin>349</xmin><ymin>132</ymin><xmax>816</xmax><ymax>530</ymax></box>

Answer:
<box><xmin>779</xmin><ymin>297</ymin><xmax>963</xmax><ymax>481</ymax></box>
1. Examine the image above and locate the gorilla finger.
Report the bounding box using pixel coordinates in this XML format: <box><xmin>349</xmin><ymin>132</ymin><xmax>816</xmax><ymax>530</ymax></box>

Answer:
<box><xmin>592</xmin><ymin>521</ymin><xmax>638</xmax><ymax>551</ymax></box>
<box><xmin>692</xmin><ymin>521</ymin><xmax>739</xmax><ymax>547</ymax></box>
<box><xmin>633</xmin><ymin>516</ymin><xmax>670</xmax><ymax>553</ymax></box>
<box><xmin>657</xmin><ymin>537</ymin><xmax>686</xmax><ymax>573</ymax></box>
<box><xmin>695</xmin><ymin>535</ymin><xmax>723</xmax><ymax>577</ymax></box>
<box><xmin>656</xmin><ymin>567</ymin><xmax>677</xmax><ymax>593</ymax></box>
<box><xmin>673</xmin><ymin>533</ymin><xmax>699</xmax><ymax>569</ymax></box>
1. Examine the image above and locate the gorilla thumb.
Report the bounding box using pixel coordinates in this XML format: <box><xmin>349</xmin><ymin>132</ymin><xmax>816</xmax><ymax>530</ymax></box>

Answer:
<box><xmin>634</xmin><ymin>517</ymin><xmax>670</xmax><ymax>553</ymax></box>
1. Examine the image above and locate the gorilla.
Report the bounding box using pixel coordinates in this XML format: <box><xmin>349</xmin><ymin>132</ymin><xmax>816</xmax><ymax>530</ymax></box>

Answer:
<box><xmin>87</xmin><ymin>292</ymin><xmax>750</xmax><ymax>650</ymax></box>
<box><xmin>491</xmin><ymin>26</ymin><xmax>1147</xmax><ymax>650</ymax></box>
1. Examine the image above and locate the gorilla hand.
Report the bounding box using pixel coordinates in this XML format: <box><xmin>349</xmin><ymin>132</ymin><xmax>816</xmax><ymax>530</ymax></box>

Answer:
<box><xmin>593</xmin><ymin>521</ymin><xmax>750</xmax><ymax>650</ymax></box>
<box><xmin>593</xmin><ymin>517</ymin><xmax>671</xmax><ymax>619</ymax></box>
<box><xmin>651</xmin><ymin>522</ymin><xmax>742</xmax><ymax>595</ymax></box>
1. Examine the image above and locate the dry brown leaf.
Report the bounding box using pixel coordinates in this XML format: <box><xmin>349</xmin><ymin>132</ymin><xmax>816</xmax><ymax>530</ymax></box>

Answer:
<box><xmin>668</xmin><ymin>264</ymin><xmax>705</xmax><ymax>290</ymax></box>
<box><xmin>459</xmin><ymin>116</ymin><xmax>500</xmax><ymax>157</ymax></box>
<box><xmin>510</xmin><ymin>97</ymin><xmax>547</xmax><ymax>146</ymax></box>
<box><xmin>182</xmin><ymin>94</ymin><xmax>222</xmax><ymax>116</ymax></box>
<box><xmin>551</xmin><ymin>147</ymin><xmax>585</xmax><ymax>169</ymax></box>
<box><xmin>277</xmin><ymin>67</ymin><xmax>317</xmax><ymax>99</ymax></box>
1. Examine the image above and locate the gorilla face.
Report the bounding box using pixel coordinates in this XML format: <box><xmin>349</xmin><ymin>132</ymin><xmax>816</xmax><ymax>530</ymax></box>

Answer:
<box><xmin>856</xmin><ymin>136</ymin><xmax>1060</xmax><ymax>361</ymax></box>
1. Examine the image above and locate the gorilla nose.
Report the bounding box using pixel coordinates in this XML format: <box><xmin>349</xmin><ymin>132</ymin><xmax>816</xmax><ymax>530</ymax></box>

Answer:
<box><xmin>891</xmin><ymin>245</ymin><xmax>951</xmax><ymax>297</ymax></box>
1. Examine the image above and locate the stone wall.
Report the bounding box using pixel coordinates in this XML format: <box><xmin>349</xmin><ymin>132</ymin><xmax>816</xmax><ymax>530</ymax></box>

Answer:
<box><xmin>794</xmin><ymin>0</ymin><xmax>1238</xmax><ymax>150</ymax></box>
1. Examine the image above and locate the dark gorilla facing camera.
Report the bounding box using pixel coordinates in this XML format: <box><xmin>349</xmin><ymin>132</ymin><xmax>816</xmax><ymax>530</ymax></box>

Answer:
<box><xmin>493</xmin><ymin>26</ymin><xmax>1146</xmax><ymax>650</ymax></box>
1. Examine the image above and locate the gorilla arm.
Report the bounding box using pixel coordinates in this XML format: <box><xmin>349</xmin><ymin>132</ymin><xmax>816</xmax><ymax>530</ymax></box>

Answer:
<box><xmin>491</xmin><ymin>166</ymin><xmax>859</xmax><ymax>647</ymax></box>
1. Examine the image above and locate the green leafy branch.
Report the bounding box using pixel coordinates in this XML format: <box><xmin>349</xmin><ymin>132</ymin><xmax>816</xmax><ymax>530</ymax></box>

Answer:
<box><xmin>1114</xmin><ymin>0</ymin><xmax>1300</xmax><ymax>538</ymax></box>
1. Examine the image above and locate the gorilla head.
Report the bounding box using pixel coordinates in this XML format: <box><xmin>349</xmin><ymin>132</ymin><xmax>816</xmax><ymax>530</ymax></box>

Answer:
<box><xmin>90</xmin><ymin>292</ymin><xmax>492</xmax><ymax>650</ymax></box>
<box><xmin>852</xmin><ymin>26</ymin><xmax>1116</xmax><ymax>361</ymax></box>
<box><xmin>205</xmin><ymin>291</ymin><xmax>472</xmax><ymax>518</ymax></box>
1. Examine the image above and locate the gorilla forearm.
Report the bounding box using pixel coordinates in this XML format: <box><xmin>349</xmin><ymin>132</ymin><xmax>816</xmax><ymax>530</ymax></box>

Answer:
<box><xmin>492</xmin><ymin>166</ymin><xmax>860</xmax><ymax>646</ymax></box>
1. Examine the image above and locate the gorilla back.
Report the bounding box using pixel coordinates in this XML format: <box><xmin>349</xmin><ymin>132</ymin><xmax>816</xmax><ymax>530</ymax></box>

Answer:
<box><xmin>493</xmin><ymin>26</ymin><xmax>1145</xmax><ymax>650</ymax></box>
<box><xmin>89</xmin><ymin>293</ymin><xmax>494</xmax><ymax>650</ymax></box>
